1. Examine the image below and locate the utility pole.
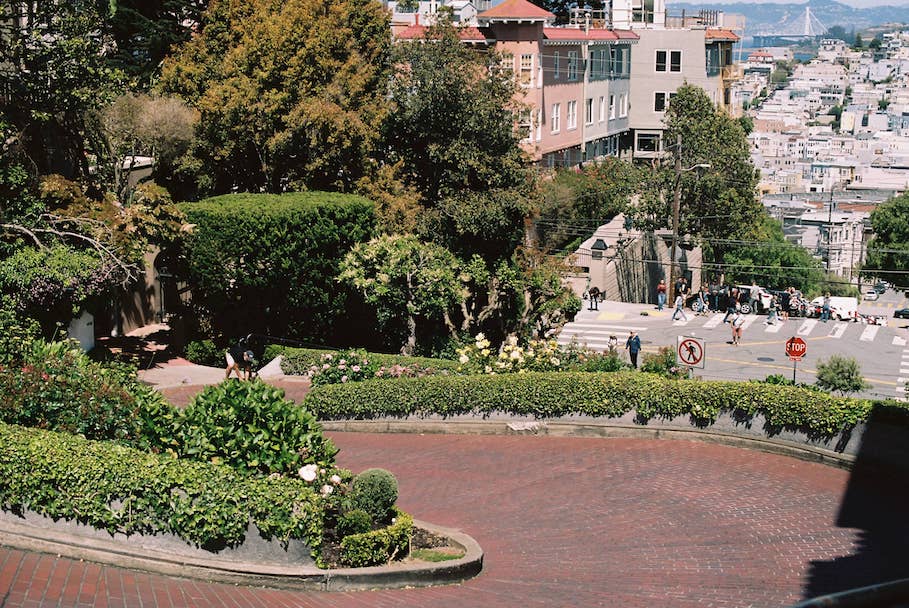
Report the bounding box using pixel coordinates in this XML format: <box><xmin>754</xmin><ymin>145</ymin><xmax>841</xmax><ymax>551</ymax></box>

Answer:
<box><xmin>669</xmin><ymin>135</ymin><xmax>683</xmax><ymax>300</ymax></box>
<box><xmin>825</xmin><ymin>185</ymin><xmax>835</xmax><ymax>273</ymax></box>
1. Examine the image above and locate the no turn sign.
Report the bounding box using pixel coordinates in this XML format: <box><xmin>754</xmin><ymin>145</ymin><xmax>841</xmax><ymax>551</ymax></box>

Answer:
<box><xmin>676</xmin><ymin>335</ymin><xmax>706</xmax><ymax>368</ymax></box>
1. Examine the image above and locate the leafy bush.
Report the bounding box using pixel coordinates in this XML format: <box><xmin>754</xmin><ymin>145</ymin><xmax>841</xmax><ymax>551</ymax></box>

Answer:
<box><xmin>640</xmin><ymin>346</ymin><xmax>687</xmax><ymax>378</ymax></box>
<box><xmin>0</xmin><ymin>298</ymin><xmax>40</xmax><ymax>365</ymax></box>
<box><xmin>305</xmin><ymin>372</ymin><xmax>876</xmax><ymax>439</ymax></box>
<box><xmin>280</xmin><ymin>346</ymin><xmax>460</xmax><ymax>376</ymax></box>
<box><xmin>0</xmin><ymin>422</ymin><xmax>324</xmax><ymax>552</ymax></box>
<box><xmin>308</xmin><ymin>349</ymin><xmax>379</xmax><ymax>386</ymax></box>
<box><xmin>350</xmin><ymin>468</ymin><xmax>398</xmax><ymax>525</ymax></box>
<box><xmin>184</xmin><ymin>339</ymin><xmax>224</xmax><ymax>367</ymax></box>
<box><xmin>336</xmin><ymin>509</ymin><xmax>373</xmax><ymax>538</ymax></box>
<box><xmin>0</xmin><ymin>339</ymin><xmax>177</xmax><ymax>447</ymax></box>
<box><xmin>340</xmin><ymin>510</ymin><xmax>413</xmax><ymax>567</ymax></box>
<box><xmin>178</xmin><ymin>192</ymin><xmax>376</xmax><ymax>344</ymax></box>
<box><xmin>174</xmin><ymin>380</ymin><xmax>338</xmax><ymax>475</ymax></box>
<box><xmin>815</xmin><ymin>355</ymin><xmax>870</xmax><ymax>396</ymax></box>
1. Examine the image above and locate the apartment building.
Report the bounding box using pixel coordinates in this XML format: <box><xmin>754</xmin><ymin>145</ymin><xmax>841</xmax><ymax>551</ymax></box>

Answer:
<box><xmin>392</xmin><ymin>0</ymin><xmax>741</xmax><ymax>165</ymax></box>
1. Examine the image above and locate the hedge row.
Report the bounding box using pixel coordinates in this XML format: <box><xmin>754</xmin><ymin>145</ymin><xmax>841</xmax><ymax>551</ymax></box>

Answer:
<box><xmin>340</xmin><ymin>509</ymin><xmax>413</xmax><ymax>567</ymax></box>
<box><xmin>304</xmin><ymin>371</ymin><xmax>873</xmax><ymax>439</ymax></box>
<box><xmin>179</xmin><ymin>192</ymin><xmax>375</xmax><ymax>343</ymax></box>
<box><xmin>277</xmin><ymin>347</ymin><xmax>461</xmax><ymax>377</ymax></box>
<box><xmin>0</xmin><ymin>423</ymin><xmax>324</xmax><ymax>553</ymax></box>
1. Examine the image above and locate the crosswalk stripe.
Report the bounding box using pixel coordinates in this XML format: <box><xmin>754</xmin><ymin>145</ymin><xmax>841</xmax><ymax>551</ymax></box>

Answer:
<box><xmin>764</xmin><ymin>321</ymin><xmax>783</xmax><ymax>333</ymax></box>
<box><xmin>829</xmin><ymin>322</ymin><xmax>848</xmax><ymax>339</ymax></box>
<box><xmin>702</xmin><ymin>314</ymin><xmax>724</xmax><ymax>329</ymax></box>
<box><xmin>860</xmin><ymin>325</ymin><xmax>880</xmax><ymax>342</ymax></box>
<box><xmin>561</xmin><ymin>323</ymin><xmax>650</xmax><ymax>332</ymax></box>
<box><xmin>797</xmin><ymin>319</ymin><xmax>817</xmax><ymax>335</ymax></box>
<box><xmin>897</xmin><ymin>386</ymin><xmax>906</xmax><ymax>393</ymax></box>
<box><xmin>894</xmin><ymin>335</ymin><xmax>907</xmax><ymax>346</ymax></box>
<box><xmin>741</xmin><ymin>315</ymin><xmax>761</xmax><ymax>330</ymax></box>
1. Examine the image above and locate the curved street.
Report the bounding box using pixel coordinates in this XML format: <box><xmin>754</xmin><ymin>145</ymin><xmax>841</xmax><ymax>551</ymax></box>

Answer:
<box><xmin>3</xmin><ymin>431</ymin><xmax>904</xmax><ymax>607</ymax></box>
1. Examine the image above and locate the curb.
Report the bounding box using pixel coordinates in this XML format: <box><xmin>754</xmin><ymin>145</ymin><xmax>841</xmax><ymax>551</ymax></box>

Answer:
<box><xmin>0</xmin><ymin>517</ymin><xmax>483</xmax><ymax>592</ymax></box>
<box><xmin>320</xmin><ymin>418</ymin><xmax>856</xmax><ymax>470</ymax></box>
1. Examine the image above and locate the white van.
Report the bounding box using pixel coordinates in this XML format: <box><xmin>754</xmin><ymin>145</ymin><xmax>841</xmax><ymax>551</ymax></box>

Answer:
<box><xmin>810</xmin><ymin>296</ymin><xmax>859</xmax><ymax>321</ymax></box>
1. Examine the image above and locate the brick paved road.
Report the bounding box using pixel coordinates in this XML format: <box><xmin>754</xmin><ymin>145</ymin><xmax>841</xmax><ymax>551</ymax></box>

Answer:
<box><xmin>2</xmin><ymin>433</ymin><xmax>904</xmax><ymax>608</ymax></box>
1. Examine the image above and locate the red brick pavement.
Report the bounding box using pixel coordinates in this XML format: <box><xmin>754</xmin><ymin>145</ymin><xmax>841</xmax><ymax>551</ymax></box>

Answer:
<box><xmin>0</xmin><ymin>433</ymin><xmax>898</xmax><ymax>608</ymax></box>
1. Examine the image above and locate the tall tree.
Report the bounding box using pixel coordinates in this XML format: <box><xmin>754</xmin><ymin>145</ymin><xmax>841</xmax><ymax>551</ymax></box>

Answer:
<box><xmin>634</xmin><ymin>84</ymin><xmax>763</xmax><ymax>263</ymax></box>
<box><xmin>380</xmin><ymin>16</ymin><xmax>534</xmax><ymax>259</ymax></box>
<box><xmin>0</xmin><ymin>1</ymin><xmax>124</xmax><ymax>179</ymax></box>
<box><xmin>158</xmin><ymin>0</ymin><xmax>392</xmax><ymax>195</ymax></box>
<box><xmin>863</xmin><ymin>192</ymin><xmax>909</xmax><ymax>289</ymax></box>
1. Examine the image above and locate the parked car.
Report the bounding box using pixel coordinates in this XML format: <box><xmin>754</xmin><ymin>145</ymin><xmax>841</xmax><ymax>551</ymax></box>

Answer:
<box><xmin>810</xmin><ymin>296</ymin><xmax>859</xmax><ymax>321</ymax></box>
<box><xmin>894</xmin><ymin>308</ymin><xmax>909</xmax><ymax>319</ymax></box>
<box><xmin>863</xmin><ymin>290</ymin><xmax>880</xmax><ymax>302</ymax></box>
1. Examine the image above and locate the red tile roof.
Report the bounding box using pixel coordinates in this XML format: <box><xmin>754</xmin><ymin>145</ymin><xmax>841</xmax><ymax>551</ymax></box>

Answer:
<box><xmin>542</xmin><ymin>27</ymin><xmax>638</xmax><ymax>41</ymax></box>
<box><xmin>396</xmin><ymin>23</ymin><xmax>489</xmax><ymax>41</ymax></box>
<box><xmin>705</xmin><ymin>28</ymin><xmax>740</xmax><ymax>42</ymax></box>
<box><xmin>478</xmin><ymin>0</ymin><xmax>554</xmax><ymax>21</ymax></box>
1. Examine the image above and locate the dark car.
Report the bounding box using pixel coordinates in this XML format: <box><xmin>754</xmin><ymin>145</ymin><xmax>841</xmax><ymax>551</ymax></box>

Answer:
<box><xmin>874</xmin><ymin>282</ymin><xmax>888</xmax><ymax>294</ymax></box>
<box><xmin>894</xmin><ymin>308</ymin><xmax>909</xmax><ymax>319</ymax></box>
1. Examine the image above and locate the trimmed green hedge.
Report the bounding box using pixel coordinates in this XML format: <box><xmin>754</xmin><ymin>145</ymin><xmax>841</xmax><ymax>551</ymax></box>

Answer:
<box><xmin>179</xmin><ymin>192</ymin><xmax>375</xmax><ymax>343</ymax></box>
<box><xmin>277</xmin><ymin>346</ymin><xmax>461</xmax><ymax>376</ymax></box>
<box><xmin>0</xmin><ymin>423</ymin><xmax>324</xmax><ymax>553</ymax></box>
<box><xmin>340</xmin><ymin>509</ymin><xmax>413</xmax><ymax>567</ymax></box>
<box><xmin>304</xmin><ymin>371</ymin><xmax>874</xmax><ymax>439</ymax></box>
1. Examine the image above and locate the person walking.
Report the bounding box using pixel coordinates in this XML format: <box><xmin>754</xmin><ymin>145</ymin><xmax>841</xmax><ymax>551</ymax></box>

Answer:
<box><xmin>697</xmin><ymin>286</ymin><xmax>709</xmax><ymax>316</ymax></box>
<box><xmin>672</xmin><ymin>292</ymin><xmax>688</xmax><ymax>321</ymax></box>
<box><xmin>588</xmin><ymin>286</ymin><xmax>600</xmax><ymax>311</ymax></box>
<box><xmin>821</xmin><ymin>292</ymin><xmax>831</xmax><ymax>323</ymax></box>
<box><xmin>625</xmin><ymin>330</ymin><xmax>642</xmax><ymax>369</ymax></box>
<box><xmin>723</xmin><ymin>287</ymin><xmax>739</xmax><ymax>323</ymax></box>
<box><xmin>656</xmin><ymin>279</ymin><xmax>667</xmax><ymax>311</ymax></box>
<box><xmin>731</xmin><ymin>311</ymin><xmax>745</xmax><ymax>345</ymax></box>
<box><xmin>225</xmin><ymin>338</ymin><xmax>245</xmax><ymax>379</ymax></box>
<box><xmin>765</xmin><ymin>295</ymin><xmax>779</xmax><ymax>325</ymax></box>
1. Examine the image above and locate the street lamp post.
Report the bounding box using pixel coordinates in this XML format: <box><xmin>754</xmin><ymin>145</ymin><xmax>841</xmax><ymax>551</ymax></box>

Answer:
<box><xmin>667</xmin><ymin>134</ymin><xmax>710</xmax><ymax>300</ymax></box>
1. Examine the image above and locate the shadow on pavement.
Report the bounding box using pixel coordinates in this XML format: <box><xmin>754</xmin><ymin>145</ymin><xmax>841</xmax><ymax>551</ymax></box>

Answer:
<box><xmin>802</xmin><ymin>405</ymin><xmax>909</xmax><ymax>601</ymax></box>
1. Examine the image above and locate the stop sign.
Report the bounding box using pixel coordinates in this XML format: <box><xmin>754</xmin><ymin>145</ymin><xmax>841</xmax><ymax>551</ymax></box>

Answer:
<box><xmin>785</xmin><ymin>337</ymin><xmax>807</xmax><ymax>360</ymax></box>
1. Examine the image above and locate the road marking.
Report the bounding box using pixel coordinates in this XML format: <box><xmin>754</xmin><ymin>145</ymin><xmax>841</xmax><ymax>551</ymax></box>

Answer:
<box><xmin>561</xmin><ymin>323</ymin><xmax>649</xmax><ymax>332</ymax></box>
<box><xmin>764</xmin><ymin>321</ymin><xmax>783</xmax><ymax>333</ymax></box>
<box><xmin>860</xmin><ymin>325</ymin><xmax>880</xmax><ymax>342</ymax></box>
<box><xmin>797</xmin><ymin>319</ymin><xmax>817</xmax><ymax>335</ymax></box>
<box><xmin>595</xmin><ymin>312</ymin><xmax>626</xmax><ymax>321</ymax></box>
<box><xmin>829</xmin><ymin>322</ymin><xmax>848</xmax><ymax>339</ymax></box>
<box><xmin>741</xmin><ymin>315</ymin><xmax>761</xmax><ymax>330</ymax></box>
<box><xmin>894</xmin><ymin>335</ymin><xmax>907</xmax><ymax>346</ymax></box>
<box><xmin>897</xmin><ymin>386</ymin><xmax>906</xmax><ymax>393</ymax></box>
<box><xmin>671</xmin><ymin>315</ymin><xmax>692</xmax><ymax>326</ymax></box>
<box><xmin>702</xmin><ymin>314</ymin><xmax>725</xmax><ymax>328</ymax></box>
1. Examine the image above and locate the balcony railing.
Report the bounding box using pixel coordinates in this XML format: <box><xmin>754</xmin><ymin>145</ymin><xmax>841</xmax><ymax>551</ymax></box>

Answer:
<box><xmin>722</xmin><ymin>64</ymin><xmax>743</xmax><ymax>81</ymax></box>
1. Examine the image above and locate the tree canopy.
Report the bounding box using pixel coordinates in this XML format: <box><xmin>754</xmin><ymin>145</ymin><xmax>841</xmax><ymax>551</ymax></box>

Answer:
<box><xmin>863</xmin><ymin>191</ymin><xmax>909</xmax><ymax>289</ymax></box>
<box><xmin>158</xmin><ymin>0</ymin><xmax>392</xmax><ymax>195</ymax></box>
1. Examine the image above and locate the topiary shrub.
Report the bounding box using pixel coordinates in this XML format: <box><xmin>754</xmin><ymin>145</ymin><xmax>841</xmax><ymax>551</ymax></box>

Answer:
<box><xmin>174</xmin><ymin>379</ymin><xmax>338</xmax><ymax>475</ymax></box>
<box><xmin>184</xmin><ymin>339</ymin><xmax>224</xmax><ymax>367</ymax></box>
<box><xmin>336</xmin><ymin>509</ymin><xmax>373</xmax><ymax>538</ymax></box>
<box><xmin>350</xmin><ymin>468</ymin><xmax>398</xmax><ymax>525</ymax></box>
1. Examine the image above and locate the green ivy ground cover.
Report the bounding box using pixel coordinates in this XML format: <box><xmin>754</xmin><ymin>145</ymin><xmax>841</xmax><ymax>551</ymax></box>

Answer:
<box><xmin>0</xmin><ymin>423</ymin><xmax>324</xmax><ymax>553</ymax></box>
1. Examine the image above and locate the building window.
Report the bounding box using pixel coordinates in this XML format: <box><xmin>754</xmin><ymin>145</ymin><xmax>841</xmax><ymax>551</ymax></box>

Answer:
<box><xmin>568</xmin><ymin>51</ymin><xmax>578</xmax><ymax>81</ymax></box>
<box><xmin>585</xmin><ymin>98</ymin><xmax>593</xmax><ymax>125</ymax></box>
<box><xmin>655</xmin><ymin>50</ymin><xmax>667</xmax><ymax>72</ymax></box>
<box><xmin>536</xmin><ymin>108</ymin><xmax>543</xmax><ymax>141</ymax></box>
<box><xmin>620</xmin><ymin>93</ymin><xmax>628</xmax><ymax>117</ymax></box>
<box><xmin>520</xmin><ymin>54</ymin><xmax>533</xmax><ymax>87</ymax></box>
<box><xmin>553</xmin><ymin>51</ymin><xmax>560</xmax><ymax>80</ymax></box>
<box><xmin>551</xmin><ymin>103</ymin><xmax>561</xmax><ymax>133</ymax></box>
<box><xmin>500</xmin><ymin>55</ymin><xmax>513</xmax><ymax>76</ymax></box>
<box><xmin>609</xmin><ymin>95</ymin><xmax>616</xmax><ymax>119</ymax></box>
<box><xmin>656</xmin><ymin>50</ymin><xmax>682</xmax><ymax>72</ymax></box>
<box><xmin>654</xmin><ymin>92</ymin><xmax>666</xmax><ymax>112</ymax></box>
<box><xmin>637</xmin><ymin>133</ymin><xmax>661</xmax><ymax>153</ymax></box>
<box><xmin>598</xmin><ymin>96</ymin><xmax>606</xmax><ymax>122</ymax></box>
<box><xmin>567</xmin><ymin>100</ymin><xmax>577</xmax><ymax>129</ymax></box>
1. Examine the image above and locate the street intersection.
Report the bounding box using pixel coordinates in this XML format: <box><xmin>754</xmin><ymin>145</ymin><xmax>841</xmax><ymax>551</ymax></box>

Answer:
<box><xmin>558</xmin><ymin>294</ymin><xmax>909</xmax><ymax>401</ymax></box>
